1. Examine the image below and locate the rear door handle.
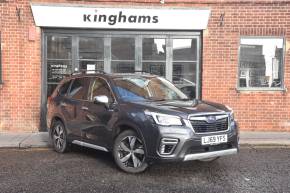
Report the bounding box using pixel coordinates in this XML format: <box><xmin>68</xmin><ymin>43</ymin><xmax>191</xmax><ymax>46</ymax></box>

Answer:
<box><xmin>81</xmin><ymin>106</ymin><xmax>89</xmax><ymax>111</ymax></box>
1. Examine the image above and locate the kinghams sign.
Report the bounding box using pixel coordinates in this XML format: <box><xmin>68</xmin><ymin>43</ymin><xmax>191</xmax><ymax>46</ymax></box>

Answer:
<box><xmin>31</xmin><ymin>5</ymin><xmax>211</xmax><ymax>30</ymax></box>
<box><xmin>83</xmin><ymin>11</ymin><xmax>159</xmax><ymax>25</ymax></box>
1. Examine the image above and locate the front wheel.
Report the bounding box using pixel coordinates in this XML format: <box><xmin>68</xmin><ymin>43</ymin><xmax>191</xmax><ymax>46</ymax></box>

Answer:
<box><xmin>113</xmin><ymin>130</ymin><xmax>148</xmax><ymax>173</ymax></box>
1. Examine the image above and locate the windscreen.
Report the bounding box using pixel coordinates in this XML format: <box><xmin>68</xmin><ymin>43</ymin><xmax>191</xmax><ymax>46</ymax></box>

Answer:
<box><xmin>113</xmin><ymin>76</ymin><xmax>188</xmax><ymax>101</ymax></box>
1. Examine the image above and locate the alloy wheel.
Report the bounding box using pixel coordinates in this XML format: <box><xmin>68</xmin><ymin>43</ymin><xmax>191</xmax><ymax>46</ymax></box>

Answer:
<box><xmin>53</xmin><ymin>124</ymin><xmax>65</xmax><ymax>151</ymax></box>
<box><xmin>117</xmin><ymin>136</ymin><xmax>145</xmax><ymax>168</ymax></box>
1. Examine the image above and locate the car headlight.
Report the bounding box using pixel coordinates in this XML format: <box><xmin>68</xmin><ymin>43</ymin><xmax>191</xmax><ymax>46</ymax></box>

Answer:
<box><xmin>226</xmin><ymin>105</ymin><xmax>235</xmax><ymax>122</ymax></box>
<box><xmin>145</xmin><ymin>111</ymin><xmax>182</xmax><ymax>126</ymax></box>
<box><xmin>229</xmin><ymin>111</ymin><xmax>235</xmax><ymax>122</ymax></box>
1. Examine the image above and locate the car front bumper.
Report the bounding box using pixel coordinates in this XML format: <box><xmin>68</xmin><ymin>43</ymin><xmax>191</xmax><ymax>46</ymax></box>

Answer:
<box><xmin>183</xmin><ymin>148</ymin><xmax>238</xmax><ymax>161</ymax></box>
<box><xmin>145</xmin><ymin>120</ymin><xmax>239</xmax><ymax>163</ymax></box>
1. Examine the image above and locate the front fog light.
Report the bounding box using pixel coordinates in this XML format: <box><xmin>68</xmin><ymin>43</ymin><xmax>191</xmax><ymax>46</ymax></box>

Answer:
<box><xmin>159</xmin><ymin>138</ymin><xmax>179</xmax><ymax>155</ymax></box>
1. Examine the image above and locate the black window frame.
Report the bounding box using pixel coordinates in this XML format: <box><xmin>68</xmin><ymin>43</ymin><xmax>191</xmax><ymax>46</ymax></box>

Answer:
<box><xmin>237</xmin><ymin>36</ymin><xmax>286</xmax><ymax>91</ymax></box>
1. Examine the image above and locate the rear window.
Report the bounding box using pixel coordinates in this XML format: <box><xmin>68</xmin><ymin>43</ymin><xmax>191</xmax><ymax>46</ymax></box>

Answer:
<box><xmin>68</xmin><ymin>78</ymin><xmax>90</xmax><ymax>100</ymax></box>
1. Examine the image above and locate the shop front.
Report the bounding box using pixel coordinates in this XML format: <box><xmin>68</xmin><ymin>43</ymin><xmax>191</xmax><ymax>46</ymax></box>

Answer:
<box><xmin>30</xmin><ymin>4</ymin><xmax>210</xmax><ymax>129</ymax></box>
<box><xmin>1</xmin><ymin>0</ymin><xmax>289</xmax><ymax>132</ymax></box>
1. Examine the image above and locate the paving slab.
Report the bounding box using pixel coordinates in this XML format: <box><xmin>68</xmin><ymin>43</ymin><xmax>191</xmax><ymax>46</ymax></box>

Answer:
<box><xmin>239</xmin><ymin>131</ymin><xmax>290</xmax><ymax>146</ymax></box>
<box><xmin>0</xmin><ymin>133</ymin><xmax>31</xmax><ymax>148</ymax></box>
<box><xmin>0</xmin><ymin>131</ymin><xmax>290</xmax><ymax>148</ymax></box>
<box><xmin>19</xmin><ymin>132</ymin><xmax>51</xmax><ymax>148</ymax></box>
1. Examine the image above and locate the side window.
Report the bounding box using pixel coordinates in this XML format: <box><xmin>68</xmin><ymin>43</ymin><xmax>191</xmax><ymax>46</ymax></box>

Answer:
<box><xmin>58</xmin><ymin>80</ymin><xmax>72</xmax><ymax>96</ymax></box>
<box><xmin>68</xmin><ymin>78</ymin><xmax>90</xmax><ymax>100</ymax></box>
<box><xmin>88</xmin><ymin>78</ymin><xmax>114</xmax><ymax>103</ymax></box>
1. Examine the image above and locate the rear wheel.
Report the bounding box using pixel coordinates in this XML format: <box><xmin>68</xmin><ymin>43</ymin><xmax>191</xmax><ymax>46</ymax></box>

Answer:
<box><xmin>51</xmin><ymin>120</ymin><xmax>69</xmax><ymax>153</ymax></box>
<box><xmin>113</xmin><ymin>130</ymin><xmax>148</xmax><ymax>173</ymax></box>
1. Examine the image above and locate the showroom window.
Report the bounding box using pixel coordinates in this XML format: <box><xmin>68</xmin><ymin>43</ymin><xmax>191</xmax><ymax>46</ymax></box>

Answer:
<box><xmin>111</xmin><ymin>37</ymin><xmax>135</xmax><ymax>73</ymax></box>
<box><xmin>142</xmin><ymin>38</ymin><xmax>166</xmax><ymax>77</ymax></box>
<box><xmin>78</xmin><ymin>37</ymin><xmax>104</xmax><ymax>71</ymax></box>
<box><xmin>238</xmin><ymin>37</ymin><xmax>284</xmax><ymax>89</ymax></box>
<box><xmin>44</xmin><ymin>31</ymin><xmax>201</xmax><ymax>99</ymax></box>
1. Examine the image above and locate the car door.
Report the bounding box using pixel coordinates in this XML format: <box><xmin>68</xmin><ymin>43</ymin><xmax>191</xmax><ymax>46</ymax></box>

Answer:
<box><xmin>80</xmin><ymin>77</ymin><xmax>117</xmax><ymax>148</ymax></box>
<box><xmin>64</xmin><ymin>77</ymin><xmax>90</xmax><ymax>139</ymax></box>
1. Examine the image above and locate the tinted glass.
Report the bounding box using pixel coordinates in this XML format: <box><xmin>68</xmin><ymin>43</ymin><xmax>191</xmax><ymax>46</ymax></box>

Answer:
<box><xmin>47</xmin><ymin>84</ymin><xmax>58</xmax><ymax>98</ymax></box>
<box><xmin>88</xmin><ymin>78</ymin><xmax>113</xmax><ymax>102</ymax></box>
<box><xmin>111</xmin><ymin>38</ymin><xmax>135</xmax><ymax>60</ymax></box>
<box><xmin>59</xmin><ymin>80</ymin><xmax>72</xmax><ymax>96</ymax></box>
<box><xmin>172</xmin><ymin>62</ymin><xmax>196</xmax><ymax>99</ymax></box>
<box><xmin>142</xmin><ymin>62</ymin><xmax>165</xmax><ymax>76</ymax></box>
<box><xmin>111</xmin><ymin>61</ymin><xmax>135</xmax><ymax>73</ymax></box>
<box><xmin>113</xmin><ymin>76</ymin><xmax>188</xmax><ymax>101</ymax></box>
<box><xmin>47</xmin><ymin>36</ymin><xmax>72</xmax><ymax>59</ymax></box>
<box><xmin>68</xmin><ymin>78</ymin><xmax>89</xmax><ymax>100</ymax></box>
<box><xmin>79</xmin><ymin>37</ymin><xmax>104</xmax><ymax>60</ymax></box>
<box><xmin>173</xmin><ymin>39</ymin><xmax>197</xmax><ymax>61</ymax></box>
<box><xmin>142</xmin><ymin>38</ymin><xmax>166</xmax><ymax>61</ymax></box>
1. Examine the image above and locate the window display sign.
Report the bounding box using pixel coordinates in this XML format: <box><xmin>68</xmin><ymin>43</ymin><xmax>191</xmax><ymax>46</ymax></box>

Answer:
<box><xmin>48</xmin><ymin>62</ymin><xmax>71</xmax><ymax>83</ymax></box>
<box><xmin>31</xmin><ymin>4</ymin><xmax>211</xmax><ymax>30</ymax></box>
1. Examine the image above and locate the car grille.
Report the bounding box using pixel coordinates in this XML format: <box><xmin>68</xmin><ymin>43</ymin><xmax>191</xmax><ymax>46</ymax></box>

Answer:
<box><xmin>190</xmin><ymin>117</ymin><xmax>228</xmax><ymax>133</ymax></box>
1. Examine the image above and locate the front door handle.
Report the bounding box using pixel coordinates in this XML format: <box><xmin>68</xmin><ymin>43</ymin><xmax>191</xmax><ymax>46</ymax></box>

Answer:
<box><xmin>81</xmin><ymin>106</ymin><xmax>89</xmax><ymax>111</ymax></box>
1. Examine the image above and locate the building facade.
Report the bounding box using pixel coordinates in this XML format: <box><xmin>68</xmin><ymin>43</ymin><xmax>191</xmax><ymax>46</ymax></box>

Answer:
<box><xmin>0</xmin><ymin>0</ymin><xmax>289</xmax><ymax>132</ymax></box>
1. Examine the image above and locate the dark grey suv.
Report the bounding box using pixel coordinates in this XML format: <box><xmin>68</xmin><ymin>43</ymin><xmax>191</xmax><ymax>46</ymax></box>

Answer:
<box><xmin>47</xmin><ymin>71</ymin><xmax>239</xmax><ymax>173</ymax></box>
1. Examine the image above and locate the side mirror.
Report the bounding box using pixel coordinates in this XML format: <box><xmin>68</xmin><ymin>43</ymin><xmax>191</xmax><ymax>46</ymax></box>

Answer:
<box><xmin>93</xmin><ymin>95</ymin><xmax>109</xmax><ymax>105</ymax></box>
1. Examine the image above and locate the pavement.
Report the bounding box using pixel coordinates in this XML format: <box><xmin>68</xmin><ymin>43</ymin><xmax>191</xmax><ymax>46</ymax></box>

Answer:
<box><xmin>0</xmin><ymin>131</ymin><xmax>290</xmax><ymax>148</ymax></box>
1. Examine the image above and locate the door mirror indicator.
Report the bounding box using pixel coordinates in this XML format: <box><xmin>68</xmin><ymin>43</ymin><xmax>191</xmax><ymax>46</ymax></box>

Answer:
<box><xmin>94</xmin><ymin>95</ymin><xmax>109</xmax><ymax>105</ymax></box>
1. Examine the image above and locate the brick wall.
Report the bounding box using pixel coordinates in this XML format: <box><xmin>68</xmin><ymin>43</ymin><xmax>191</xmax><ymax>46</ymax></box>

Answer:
<box><xmin>0</xmin><ymin>0</ymin><xmax>41</xmax><ymax>132</ymax></box>
<box><xmin>0</xmin><ymin>0</ymin><xmax>289</xmax><ymax>132</ymax></box>
<box><xmin>202</xmin><ymin>2</ymin><xmax>290</xmax><ymax>131</ymax></box>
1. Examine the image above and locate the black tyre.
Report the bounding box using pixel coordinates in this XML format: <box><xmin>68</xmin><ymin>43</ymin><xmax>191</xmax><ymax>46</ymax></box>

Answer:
<box><xmin>51</xmin><ymin>120</ymin><xmax>69</xmax><ymax>153</ymax></box>
<box><xmin>113</xmin><ymin>130</ymin><xmax>148</xmax><ymax>173</ymax></box>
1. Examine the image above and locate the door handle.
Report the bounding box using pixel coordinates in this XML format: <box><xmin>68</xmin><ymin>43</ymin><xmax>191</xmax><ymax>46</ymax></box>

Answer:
<box><xmin>60</xmin><ymin>102</ymin><xmax>67</xmax><ymax>107</ymax></box>
<box><xmin>81</xmin><ymin>106</ymin><xmax>89</xmax><ymax>111</ymax></box>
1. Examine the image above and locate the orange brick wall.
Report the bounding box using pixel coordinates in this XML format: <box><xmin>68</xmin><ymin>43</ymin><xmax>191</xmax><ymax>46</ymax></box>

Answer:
<box><xmin>0</xmin><ymin>0</ymin><xmax>41</xmax><ymax>132</ymax></box>
<box><xmin>202</xmin><ymin>2</ymin><xmax>290</xmax><ymax>131</ymax></box>
<box><xmin>0</xmin><ymin>0</ymin><xmax>289</xmax><ymax>132</ymax></box>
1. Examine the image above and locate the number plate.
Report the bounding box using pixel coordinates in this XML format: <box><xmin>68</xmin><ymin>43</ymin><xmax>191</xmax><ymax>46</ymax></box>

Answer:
<box><xmin>201</xmin><ymin>134</ymin><xmax>228</xmax><ymax>145</ymax></box>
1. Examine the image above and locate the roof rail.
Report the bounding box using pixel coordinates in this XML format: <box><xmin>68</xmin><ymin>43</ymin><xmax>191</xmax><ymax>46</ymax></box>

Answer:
<box><xmin>133</xmin><ymin>70</ymin><xmax>152</xmax><ymax>74</ymax></box>
<box><xmin>71</xmin><ymin>69</ymin><xmax>106</xmax><ymax>75</ymax></box>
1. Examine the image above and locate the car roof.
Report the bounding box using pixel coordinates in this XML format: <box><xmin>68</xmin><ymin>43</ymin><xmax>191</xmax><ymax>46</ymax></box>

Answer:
<box><xmin>66</xmin><ymin>72</ymin><xmax>159</xmax><ymax>80</ymax></box>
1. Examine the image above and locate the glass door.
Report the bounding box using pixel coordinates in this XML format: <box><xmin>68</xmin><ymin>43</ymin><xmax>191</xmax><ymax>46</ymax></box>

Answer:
<box><xmin>46</xmin><ymin>35</ymin><xmax>73</xmax><ymax>96</ymax></box>
<box><xmin>172</xmin><ymin>38</ymin><xmax>199</xmax><ymax>99</ymax></box>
